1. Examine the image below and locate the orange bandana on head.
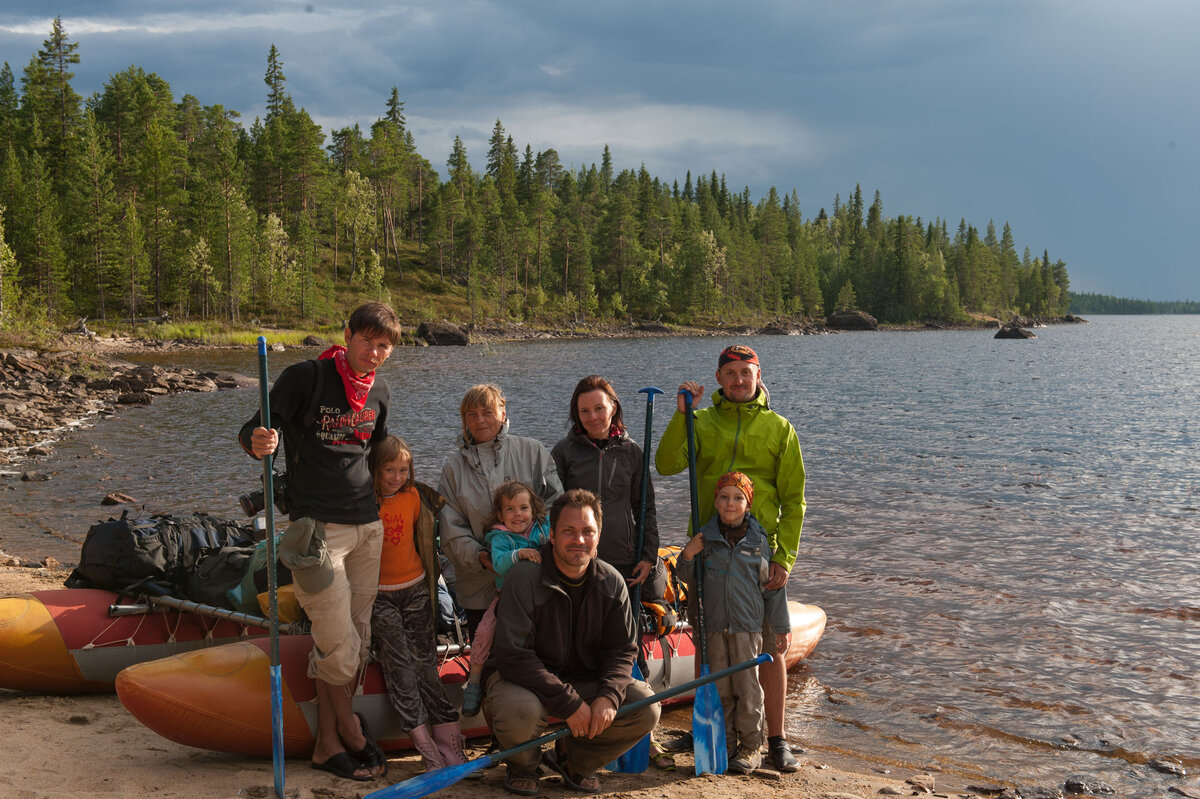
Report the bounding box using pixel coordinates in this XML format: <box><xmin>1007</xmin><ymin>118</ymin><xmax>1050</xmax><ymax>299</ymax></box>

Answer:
<box><xmin>715</xmin><ymin>471</ymin><xmax>754</xmax><ymax>506</ymax></box>
<box><xmin>718</xmin><ymin>345</ymin><xmax>759</xmax><ymax>368</ymax></box>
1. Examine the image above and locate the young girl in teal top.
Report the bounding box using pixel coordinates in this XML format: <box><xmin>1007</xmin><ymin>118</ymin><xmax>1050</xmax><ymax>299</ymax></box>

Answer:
<box><xmin>459</xmin><ymin>479</ymin><xmax>551</xmax><ymax>717</ymax></box>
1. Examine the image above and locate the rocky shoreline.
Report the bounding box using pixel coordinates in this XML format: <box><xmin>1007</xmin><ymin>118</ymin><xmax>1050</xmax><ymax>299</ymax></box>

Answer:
<box><xmin>0</xmin><ymin>343</ymin><xmax>256</xmax><ymax>470</ymax></box>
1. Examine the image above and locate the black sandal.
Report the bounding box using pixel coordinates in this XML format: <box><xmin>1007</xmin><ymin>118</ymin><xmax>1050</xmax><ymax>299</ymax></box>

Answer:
<box><xmin>350</xmin><ymin>712</ymin><xmax>388</xmax><ymax>779</ymax></box>
<box><xmin>311</xmin><ymin>751</ymin><xmax>371</xmax><ymax>781</ymax></box>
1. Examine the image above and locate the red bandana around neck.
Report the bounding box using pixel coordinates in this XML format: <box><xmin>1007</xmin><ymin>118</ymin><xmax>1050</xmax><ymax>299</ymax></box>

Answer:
<box><xmin>319</xmin><ymin>345</ymin><xmax>374</xmax><ymax>412</ymax></box>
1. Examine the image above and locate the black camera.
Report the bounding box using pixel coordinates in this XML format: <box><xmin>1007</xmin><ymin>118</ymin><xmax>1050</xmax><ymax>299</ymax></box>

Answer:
<box><xmin>239</xmin><ymin>471</ymin><xmax>289</xmax><ymax>516</ymax></box>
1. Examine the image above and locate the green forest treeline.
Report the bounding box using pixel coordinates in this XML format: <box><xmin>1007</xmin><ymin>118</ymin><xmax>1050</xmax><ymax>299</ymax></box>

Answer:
<box><xmin>0</xmin><ymin>20</ymin><xmax>1072</xmax><ymax>334</ymax></box>
<box><xmin>1066</xmin><ymin>292</ymin><xmax>1200</xmax><ymax>315</ymax></box>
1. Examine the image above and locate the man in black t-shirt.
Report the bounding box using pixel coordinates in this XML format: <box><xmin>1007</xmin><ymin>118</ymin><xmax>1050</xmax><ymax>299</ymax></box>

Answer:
<box><xmin>239</xmin><ymin>301</ymin><xmax>401</xmax><ymax>782</ymax></box>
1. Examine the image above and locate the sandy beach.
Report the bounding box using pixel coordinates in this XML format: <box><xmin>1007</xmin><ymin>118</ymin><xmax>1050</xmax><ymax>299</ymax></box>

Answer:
<box><xmin>0</xmin><ymin>563</ymin><xmax>954</xmax><ymax>799</ymax></box>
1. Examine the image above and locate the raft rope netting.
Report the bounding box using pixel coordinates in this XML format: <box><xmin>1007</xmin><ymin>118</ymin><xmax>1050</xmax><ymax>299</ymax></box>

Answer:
<box><xmin>81</xmin><ymin>603</ymin><xmax>249</xmax><ymax>650</ymax></box>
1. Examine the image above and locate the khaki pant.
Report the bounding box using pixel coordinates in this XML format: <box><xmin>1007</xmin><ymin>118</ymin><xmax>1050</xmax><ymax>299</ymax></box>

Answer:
<box><xmin>707</xmin><ymin>631</ymin><xmax>765</xmax><ymax>751</ymax></box>
<box><xmin>484</xmin><ymin>673</ymin><xmax>660</xmax><ymax>776</ymax></box>
<box><xmin>291</xmin><ymin>520</ymin><xmax>383</xmax><ymax>684</ymax></box>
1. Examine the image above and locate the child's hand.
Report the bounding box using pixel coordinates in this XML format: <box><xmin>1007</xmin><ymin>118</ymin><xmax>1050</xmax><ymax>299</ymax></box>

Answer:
<box><xmin>478</xmin><ymin>551</ymin><xmax>494</xmax><ymax>572</ymax></box>
<box><xmin>517</xmin><ymin>548</ymin><xmax>541</xmax><ymax>563</ymax></box>
<box><xmin>680</xmin><ymin>533</ymin><xmax>704</xmax><ymax>560</ymax></box>
<box><xmin>775</xmin><ymin>632</ymin><xmax>790</xmax><ymax>655</ymax></box>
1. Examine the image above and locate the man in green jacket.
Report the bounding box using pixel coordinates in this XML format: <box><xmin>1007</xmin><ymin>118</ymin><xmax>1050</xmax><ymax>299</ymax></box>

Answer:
<box><xmin>654</xmin><ymin>344</ymin><xmax>806</xmax><ymax>772</ymax></box>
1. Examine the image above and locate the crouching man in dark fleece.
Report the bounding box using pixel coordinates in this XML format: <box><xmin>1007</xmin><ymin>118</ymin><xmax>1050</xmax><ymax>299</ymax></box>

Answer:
<box><xmin>482</xmin><ymin>489</ymin><xmax>660</xmax><ymax>795</ymax></box>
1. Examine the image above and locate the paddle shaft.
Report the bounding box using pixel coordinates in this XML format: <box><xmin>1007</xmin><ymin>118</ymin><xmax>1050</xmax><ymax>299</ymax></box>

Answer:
<box><xmin>608</xmin><ymin>386</ymin><xmax>665</xmax><ymax>774</ymax></box>
<box><xmin>256</xmin><ymin>336</ymin><xmax>285</xmax><ymax>798</ymax></box>
<box><xmin>256</xmin><ymin>338</ymin><xmax>281</xmax><ymax>665</ymax></box>
<box><xmin>366</xmin><ymin>653</ymin><xmax>774</xmax><ymax>799</ymax></box>
<box><xmin>109</xmin><ymin>594</ymin><xmax>308</xmax><ymax>635</ymax></box>
<box><xmin>630</xmin><ymin>386</ymin><xmax>664</xmax><ymax>612</ymax></box>
<box><xmin>681</xmin><ymin>389</ymin><xmax>709</xmax><ymax>662</ymax></box>
<box><xmin>682</xmin><ymin>388</ymin><xmax>727</xmax><ymax>774</ymax></box>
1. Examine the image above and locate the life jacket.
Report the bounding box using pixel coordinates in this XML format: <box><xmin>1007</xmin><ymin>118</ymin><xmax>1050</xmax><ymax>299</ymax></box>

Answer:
<box><xmin>636</xmin><ymin>545</ymin><xmax>687</xmax><ymax>638</ymax></box>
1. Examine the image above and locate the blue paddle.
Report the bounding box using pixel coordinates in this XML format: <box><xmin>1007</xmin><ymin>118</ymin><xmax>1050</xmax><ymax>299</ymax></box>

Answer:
<box><xmin>682</xmin><ymin>388</ymin><xmax>727</xmax><ymax>775</ymax></box>
<box><xmin>608</xmin><ymin>386</ymin><xmax>664</xmax><ymax>774</ymax></box>
<box><xmin>256</xmin><ymin>337</ymin><xmax>286</xmax><ymax>798</ymax></box>
<box><xmin>365</xmin><ymin>654</ymin><xmax>773</xmax><ymax>799</ymax></box>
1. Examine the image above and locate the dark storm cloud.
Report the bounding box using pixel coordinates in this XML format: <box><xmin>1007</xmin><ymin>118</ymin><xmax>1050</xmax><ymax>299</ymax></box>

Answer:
<box><xmin>1</xmin><ymin>1</ymin><xmax>1198</xmax><ymax>299</ymax></box>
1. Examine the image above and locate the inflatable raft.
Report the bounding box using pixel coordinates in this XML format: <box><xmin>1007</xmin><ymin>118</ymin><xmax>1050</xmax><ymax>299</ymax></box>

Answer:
<box><xmin>0</xmin><ymin>588</ymin><xmax>271</xmax><ymax>694</ymax></box>
<box><xmin>115</xmin><ymin>600</ymin><xmax>826</xmax><ymax>757</ymax></box>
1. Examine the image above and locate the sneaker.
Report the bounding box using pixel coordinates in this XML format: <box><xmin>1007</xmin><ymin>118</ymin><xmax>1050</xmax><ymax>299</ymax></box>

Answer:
<box><xmin>767</xmin><ymin>736</ymin><xmax>799</xmax><ymax>773</ymax></box>
<box><xmin>461</xmin><ymin>681</ymin><xmax>482</xmax><ymax>717</ymax></box>
<box><xmin>728</xmin><ymin>745</ymin><xmax>762</xmax><ymax>774</ymax></box>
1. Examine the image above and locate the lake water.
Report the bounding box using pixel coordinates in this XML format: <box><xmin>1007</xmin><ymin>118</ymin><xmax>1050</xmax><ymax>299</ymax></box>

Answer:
<box><xmin>3</xmin><ymin>315</ymin><xmax>1198</xmax><ymax>794</ymax></box>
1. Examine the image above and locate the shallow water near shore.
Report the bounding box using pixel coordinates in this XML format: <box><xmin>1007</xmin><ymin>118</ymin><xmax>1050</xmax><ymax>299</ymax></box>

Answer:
<box><xmin>3</xmin><ymin>315</ymin><xmax>1199</xmax><ymax>795</ymax></box>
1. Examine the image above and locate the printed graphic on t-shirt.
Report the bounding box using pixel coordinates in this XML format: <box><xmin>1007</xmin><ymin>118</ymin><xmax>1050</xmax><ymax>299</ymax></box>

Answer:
<box><xmin>317</xmin><ymin>405</ymin><xmax>377</xmax><ymax>445</ymax></box>
<box><xmin>385</xmin><ymin>513</ymin><xmax>408</xmax><ymax>545</ymax></box>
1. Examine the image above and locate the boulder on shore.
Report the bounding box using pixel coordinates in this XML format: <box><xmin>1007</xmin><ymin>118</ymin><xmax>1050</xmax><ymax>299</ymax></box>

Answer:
<box><xmin>416</xmin><ymin>321</ymin><xmax>470</xmax><ymax>346</ymax></box>
<box><xmin>825</xmin><ymin>310</ymin><xmax>878</xmax><ymax>331</ymax></box>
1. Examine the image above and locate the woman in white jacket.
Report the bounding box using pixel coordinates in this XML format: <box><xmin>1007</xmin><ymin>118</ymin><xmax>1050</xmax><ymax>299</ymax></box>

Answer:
<box><xmin>437</xmin><ymin>383</ymin><xmax>562</xmax><ymax>639</ymax></box>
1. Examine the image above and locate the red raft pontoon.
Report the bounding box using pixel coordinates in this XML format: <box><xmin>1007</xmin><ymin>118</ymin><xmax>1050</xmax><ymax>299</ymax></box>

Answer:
<box><xmin>115</xmin><ymin>600</ymin><xmax>826</xmax><ymax>757</ymax></box>
<box><xmin>0</xmin><ymin>588</ymin><xmax>270</xmax><ymax>694</ymax></box>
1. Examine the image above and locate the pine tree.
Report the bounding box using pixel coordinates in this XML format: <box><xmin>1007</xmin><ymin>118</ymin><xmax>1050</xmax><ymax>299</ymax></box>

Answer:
<box><xmin>384</xmin><ymin>87</ymin><xmax>406</xmax><ymax>130</ymax></box>
<box><xmin>0</xmin><ymin>203</ymin><xmax>18</xmax><ymax>328</ymax></box>
<box><xmin>22</xmin><ymin>118</ymin><xmax>68</xmax><ymax>312</ymax></box>
<box><xmin>66</xmin><ymin>110</ymin><xmax>119</xmax><ymax>318</ymax></box>
<box><xmin>264</xmin><ymin>45</ymin><xmax>288</xmax><ymax>120</ymax></box>
<box><xmin>0</xmin><ymin>63</ymin><xmax>18</xmax><ymax>153</ymax></box>
<box><xmin>22</xmin><ymin>17</ymin><xmax>83</xmax><ymax>183</ymax></box>
<box><xmin>116</xmin><ymin>198</ymin><xmax>150</xmax><ymax>318</ymax></box>
<box><xmin>138</xmin><ymin>113</ymin><xmax>185</xmax><ymax>314</ymax></box>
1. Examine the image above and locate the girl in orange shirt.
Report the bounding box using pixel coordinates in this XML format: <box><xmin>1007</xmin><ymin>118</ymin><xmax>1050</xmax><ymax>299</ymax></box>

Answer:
<box><xmin>370</xmin><ymin>436</ymin><xmax>465</xmax><ymax>771</ymax></box>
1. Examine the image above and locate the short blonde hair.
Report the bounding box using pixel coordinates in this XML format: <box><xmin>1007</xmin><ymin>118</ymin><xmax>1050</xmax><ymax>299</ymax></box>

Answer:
<box><xmin>459</xmin><ymin>383</ymin><xmax>506</xmax><ymax>437</ymax></box>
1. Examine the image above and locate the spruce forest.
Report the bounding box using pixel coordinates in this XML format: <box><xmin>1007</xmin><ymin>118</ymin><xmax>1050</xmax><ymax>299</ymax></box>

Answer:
<box><xmin>0</xmin><ymin>21</ymin><xmax>1072</xmax><ymax>334</ymax></box>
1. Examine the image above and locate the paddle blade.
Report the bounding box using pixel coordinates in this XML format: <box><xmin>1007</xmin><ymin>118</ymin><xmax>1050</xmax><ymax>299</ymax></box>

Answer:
<box><xmin>691</xmin><ymin>665</ymin><xmax>727</xmax><ymax>775</ymax></box>
<box><xmin>606</xmin><ymin>662</ymin><xmax>651</xmax><ymax>773</ymax></box>
<box><xmin>366</xmin><ymin>755</ymin><xmax>492</xmax><ymax>799</ymax></box>
<box><xmin>269</xmin><ymin>664</ymin><xmax>285</xmax><ymax>797</ymax></box>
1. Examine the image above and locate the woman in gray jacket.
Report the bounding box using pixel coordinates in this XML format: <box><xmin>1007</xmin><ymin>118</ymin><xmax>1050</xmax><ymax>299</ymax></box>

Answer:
<box><xmin>438</xmin><ymin>383</ymin><xmax>562</xmax><ymax>639</ymax></box>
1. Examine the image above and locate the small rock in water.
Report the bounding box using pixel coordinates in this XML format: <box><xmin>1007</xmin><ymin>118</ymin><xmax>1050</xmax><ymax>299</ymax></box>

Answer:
<box><xmin>878</xmin><ymin>788</ymin><xmax>904</xmax><ymax>796</ymax></box>
<box><xmin>0</xmin><ymin>551</ymin><xmax>20</xmax><ymax>566</ymax></box>
<box><xmin>40</xmin><ymin>556</ymin><xmax>59</xmax><ymax>569</ymax></box>
<box><xmin>20</xmin><ymin>470</ymin><xmax>49</xmax><ymax>482</ymax></box>
<box><xmin>967</xmin><ymin>786</ymin><xmax>1007</xmax><ymax>796</ymax></box>
<box><xmin>101</xmin><ymin>491</ymin><xmax>137</xmax><ymax>505</ymax></box>
<box><xmin>1150</xmin><ymin>759</ymin><xmax>1188</xmax><ymax>777</ymax></box>
<box><xmin>268</xmin><ymin>342</ymin><xmax>285</xmax><ymax>352</ymax></box>
<box><xmin>26</xmin><ymin>445</ymin><xmax>53</xmax><ymax>456</ymax></box>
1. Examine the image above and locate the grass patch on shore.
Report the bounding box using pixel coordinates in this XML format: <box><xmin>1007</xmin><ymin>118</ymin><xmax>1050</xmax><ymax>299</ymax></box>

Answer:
<box><xmin>90</xmin><ymin>320</ymin><xmax>341</xmax><ymax>347</ymax></box>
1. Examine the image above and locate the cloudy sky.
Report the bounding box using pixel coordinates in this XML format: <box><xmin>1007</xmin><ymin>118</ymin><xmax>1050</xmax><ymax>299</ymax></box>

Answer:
<box><xmin>2</xmin><ymin>1</ymin><xmax>1197</xmax><ymax>300</ymax></box>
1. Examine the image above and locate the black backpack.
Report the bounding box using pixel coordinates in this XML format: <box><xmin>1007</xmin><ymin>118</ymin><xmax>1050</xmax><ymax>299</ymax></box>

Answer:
<box><xmin>65</xmin><ymin>511</ymin><xmax>256</xmax><ymax>597</ymax></box>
